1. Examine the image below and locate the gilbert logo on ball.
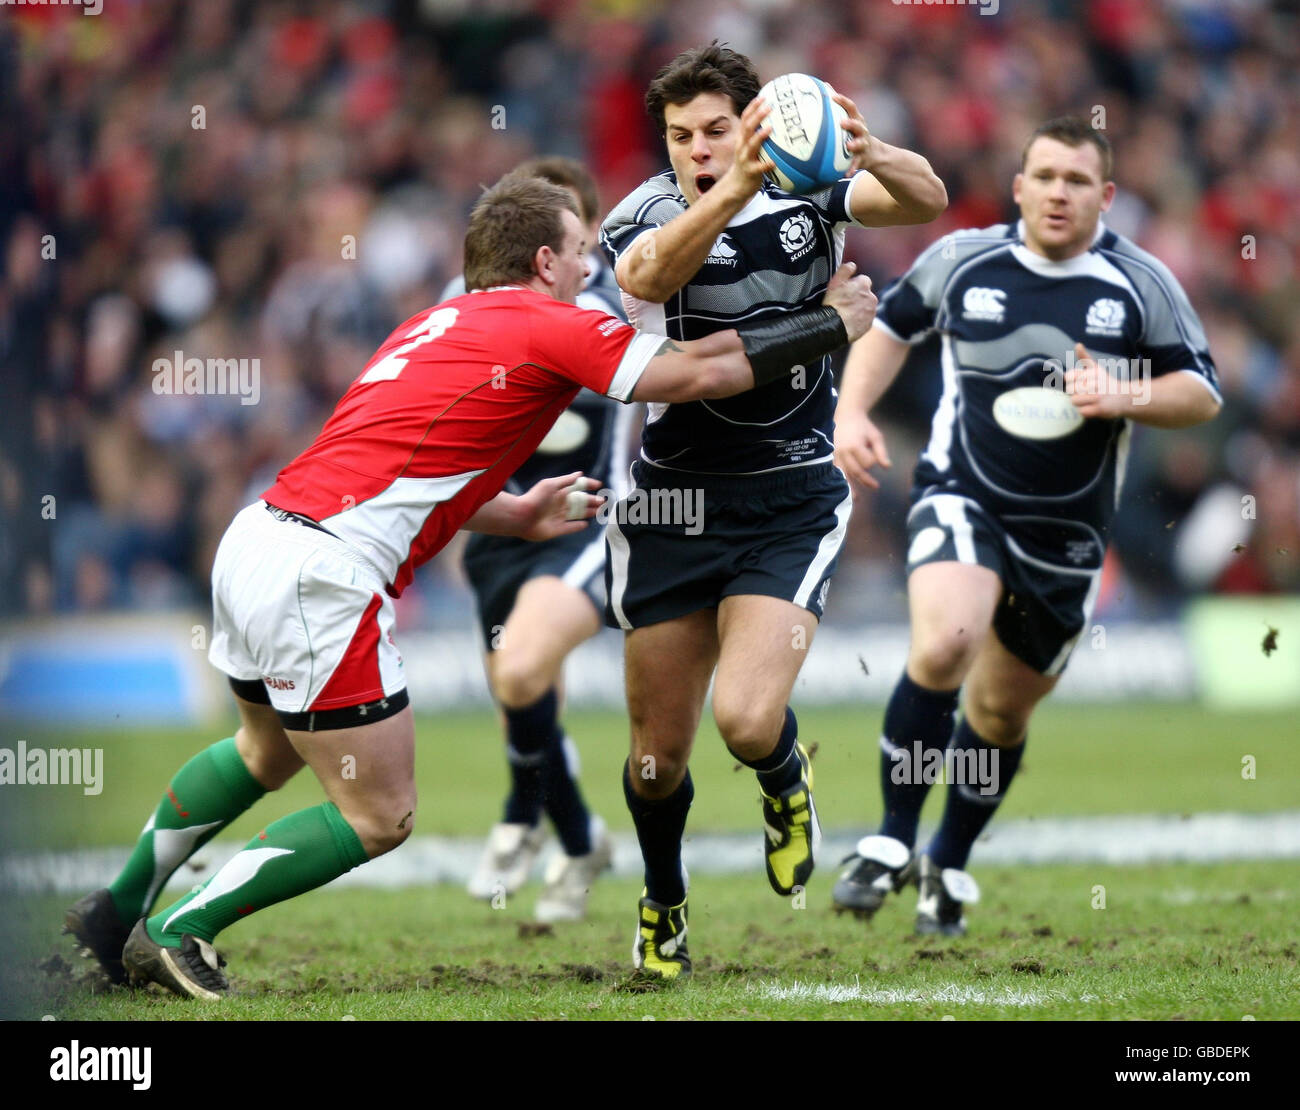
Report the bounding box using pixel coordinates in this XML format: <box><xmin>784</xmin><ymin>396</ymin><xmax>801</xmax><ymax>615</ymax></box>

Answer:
<box><xmin>758</xmin><ymin>73</ymin><xmax>852</xmax><ymax>194</ymax></box>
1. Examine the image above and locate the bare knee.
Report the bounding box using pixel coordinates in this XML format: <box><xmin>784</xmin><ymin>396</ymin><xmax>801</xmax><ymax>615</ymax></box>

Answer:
<box><xmin>338</xmin><ymin>774</ymin><xmax>418</xmax><ymax>863</ymax></box>
<box><xmin>712</xmin><ymin>698</ymin><xmax>785</xmax><ymax>762</ymax></box>
<box><xmin>362</xmin><ymin>818</ymin><xmax>414</xmax><ymax>859</ymax></box>
<box><xmin>909</xmin><ymin>628</ymin><xmax>983</xmax><ymax>689</ymax></box>
<box><xmin>964</xmin><ymin>689</ymin><xmax>1031</xmax><ymax>747</ymax></box>
<box><xmin>627</xmin><ymin>714</ymin><xmax>692</xmax><ymax>800</ymax></box>
<box><xmin>627</xmin><ymin>750</ymin><xmax>688</xmax><ymax>801</ymax></box>
<box><xmin>343</xmin><ymin>794</ymin><xmax>417</xmax><ymax>858</ymax></box>
<box><xmin>235</xmin><ymin>726</ymin><xmax>303</xmax><ymax>791</ymax></box>
<box><xmin>491</xmin><ymin>647</ymin><xmax>554</xmax><ymax>709</ymax></box>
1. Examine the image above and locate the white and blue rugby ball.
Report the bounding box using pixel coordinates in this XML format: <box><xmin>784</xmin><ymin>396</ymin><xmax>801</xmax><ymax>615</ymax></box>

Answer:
<box><xmin>758</xmin><ymin>73</ymin><xmax>852</xmax><ymax>195</ymax></box>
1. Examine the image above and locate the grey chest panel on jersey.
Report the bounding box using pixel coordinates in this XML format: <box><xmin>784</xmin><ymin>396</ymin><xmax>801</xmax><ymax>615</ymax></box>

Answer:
<box><xmin>954</xmin><ymin>324</ymin><xmax>1078</xmax><ymax>374</ymax></box>
<box><xmin>610</xmin><ymin>182</ymin><xmax>850</xmax><ymax>474</ymax></box>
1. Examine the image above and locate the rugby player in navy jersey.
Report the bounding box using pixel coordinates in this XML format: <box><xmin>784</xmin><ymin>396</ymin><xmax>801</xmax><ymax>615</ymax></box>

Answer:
<box><xmin>832</xmin><ymin>118</ymin><xmax>1221</xmax><ymax>936</ymax></box>
<box><xmin>600</xmin><ymin>42</ymin><xmax>945</xmax><ymax>978</ymax></box>
<box><xmin>441</xmin><ymin>158</ymin><xmax>635</xmax><ymax>922</ymax></box>
<box><xmin>60</xmin><ymin>173</ymin><xmax>878</xmax><ymax>998</ymax></box>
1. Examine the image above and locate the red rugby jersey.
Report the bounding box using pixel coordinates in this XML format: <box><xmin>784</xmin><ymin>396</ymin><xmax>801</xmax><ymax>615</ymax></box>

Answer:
<box><xmin>261</xmin><ymin>286</ymin><xmax>660</xmax><ymax>596</ymax></box>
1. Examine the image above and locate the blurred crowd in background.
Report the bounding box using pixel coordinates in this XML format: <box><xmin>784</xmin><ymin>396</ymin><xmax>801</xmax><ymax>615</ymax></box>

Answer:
<box><xmin>2</xmin><ymin>0</ymin><xmax>1297</xmax><ymax>629</ymax></box>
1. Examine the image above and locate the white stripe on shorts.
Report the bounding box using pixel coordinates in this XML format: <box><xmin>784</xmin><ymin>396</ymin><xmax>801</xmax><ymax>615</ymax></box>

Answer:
<box><xmin>605</xmin><ymin>509</ymin><xmax>633</xmax><ymax>630</ymax></box>
<box><xmin>1044</xmin><ymin>565</ymin><xmax>1104</xmax><ymax>676</ymax></box>
<box><xmin>561</xmin><ymin>529</ymin><xmax>606</xmax><ymax>593</ymax></box>
<box><xmin>928</xmin><ymin>494</ymin><xmax>978</xmax><ymax>565</ymax></box>
<box><xmin>793</xmin><ymin>483</ymin><xmax>853</xmax><ymax>609</ymax></box>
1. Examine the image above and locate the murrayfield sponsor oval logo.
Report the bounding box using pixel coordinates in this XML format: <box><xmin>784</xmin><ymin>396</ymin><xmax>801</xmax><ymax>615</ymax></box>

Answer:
<box><xmin>992</xmin><ymin>386</ymin><xmax>1084</xmax><ymax>440</ymax></box>
<box><xmin>536</xmin><ymin>410</ymin><xmax>590</xmax><ymax>454</ymax></box>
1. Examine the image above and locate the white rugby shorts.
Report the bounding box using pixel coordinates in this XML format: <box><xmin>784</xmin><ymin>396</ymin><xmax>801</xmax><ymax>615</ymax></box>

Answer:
<box><xmin>208</xmin><ymin>502</ymin><xmax>406</xmax><ymax>716</ymax></box>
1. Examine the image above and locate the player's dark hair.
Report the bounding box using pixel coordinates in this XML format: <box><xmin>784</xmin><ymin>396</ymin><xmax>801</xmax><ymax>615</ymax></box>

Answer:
<box><xmin>512</xmin><ymin>156</ymin><xmax>600</xmax><ymax>227</ymax></box>
<box><xmin>464</xmin><ymin>174</ymin><xmax>580</xmax><ymax>292</ymax></box>
<box><xmin>645</xmin><ymin>41</ymin><xmax>760</xmax><ymax>135</ymax></box>
<box><xmin>1022</xmin><ymin>117</ymin><xmax>1113</xmax><ymax>180</ymax></box>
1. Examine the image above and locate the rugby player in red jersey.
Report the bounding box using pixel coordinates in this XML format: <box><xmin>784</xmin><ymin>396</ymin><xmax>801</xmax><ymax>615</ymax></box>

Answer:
<box><xmin>63</xmin><ymin>172</ymin><xmax>877</xmax><ymax>998</ymax></box>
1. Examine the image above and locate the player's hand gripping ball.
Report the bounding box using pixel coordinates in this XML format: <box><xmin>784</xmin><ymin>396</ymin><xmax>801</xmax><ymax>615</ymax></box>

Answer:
<box><xmin>757</xmin><ymin>73</ymin><xmax>852</xmax><ymax>194</ymax></box>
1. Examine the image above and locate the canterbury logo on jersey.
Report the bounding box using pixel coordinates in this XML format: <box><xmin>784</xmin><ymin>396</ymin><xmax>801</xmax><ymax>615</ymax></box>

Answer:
<box><xmin>1085</xmin><ymin>297</ymin><xmax>1126</xmax><ymax>336</ymax></box>
<box><xmin>962</xmin><ymin>286</ymin><xmax>1006</xmax><ymax>322</ymax></box>
<box><xmin>706</xmin><ymin>233</ymin><xmax>739</xmax><ymax>265</ymax></box>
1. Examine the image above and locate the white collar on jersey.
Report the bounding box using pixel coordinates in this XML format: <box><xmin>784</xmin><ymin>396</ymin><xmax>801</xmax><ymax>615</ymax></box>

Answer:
<box><xmin>1011</xmin><ymin>218</ymin><xmax>1108</xmax><ymax>276</ymax></box>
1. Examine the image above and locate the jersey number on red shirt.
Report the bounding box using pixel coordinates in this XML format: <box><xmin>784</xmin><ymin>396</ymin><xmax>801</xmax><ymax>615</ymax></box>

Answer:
<box><xmin>360</xmin><ymin>306</ymin><xmax>461</xmax><ymax>384</ymax></box>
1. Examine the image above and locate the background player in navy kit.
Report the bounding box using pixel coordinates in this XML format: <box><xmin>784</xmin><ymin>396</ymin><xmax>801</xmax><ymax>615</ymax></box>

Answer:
<box><xmin>832</xmin><ymin>118</ymin><xmax>1222</xmax><ymax>936</ymax></box>
<box><xmin>441</xmin><ymin>159</ymin><xmax>633</xmax><ymax>921</ymax></box>
<box><xmin>600</xmin><ymin>43</ymin><xmax>945</xmax><ymax>978</ymax></box>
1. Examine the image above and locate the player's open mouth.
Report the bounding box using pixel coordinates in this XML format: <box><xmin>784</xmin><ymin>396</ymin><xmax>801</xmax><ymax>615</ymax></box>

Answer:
<box><xmin>695</xmin><ymin>174</ymin><xmax>716</xmax><ymax>194</ymax></box>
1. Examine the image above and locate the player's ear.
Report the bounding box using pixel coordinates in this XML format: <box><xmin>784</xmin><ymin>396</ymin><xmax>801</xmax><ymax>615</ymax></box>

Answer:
<box><xmin>1012</xmin><ymin>172</ymin><xmax>1023</xmax><ymax>205</ymax></box>
<box><xmin>533</xmin><ymin>244</ymin><xmax>555</xmax><ymax>285</ymax></box>
<box><xmin>1099</xmin><ymin>179</ymin><xmax>1116</xmax><ymax>212</ymax></box>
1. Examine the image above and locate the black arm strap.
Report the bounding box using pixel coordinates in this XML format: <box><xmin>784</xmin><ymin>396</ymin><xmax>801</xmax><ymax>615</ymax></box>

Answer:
<box><xmin>736</xmin><ymin>306</ymin><xmax>849</xmax><ymax>387</ymax></box>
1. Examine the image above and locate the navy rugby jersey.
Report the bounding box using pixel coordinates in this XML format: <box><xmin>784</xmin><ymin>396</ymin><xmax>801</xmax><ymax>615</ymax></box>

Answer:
<box><xmin>441</xmin><ymin>258</ymin><xmax>635</xmax><ymax>495</ymax></box>
<box><xmin>875</xmin><ymin>220</ymin><xmax>1219</xmax><ymax>547</ymax></box>
<box><xmin>601</xmin><ymin>170</ymin><xmax>865</xmax><ymax>476</ymax></box>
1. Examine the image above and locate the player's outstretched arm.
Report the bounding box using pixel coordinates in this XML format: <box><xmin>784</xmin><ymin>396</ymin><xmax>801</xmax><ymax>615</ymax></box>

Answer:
<box><xmin>834</xmin><ymin>326</ymin><xmax>912</xmax><ymax>489</ymax></box>
<box><xmin>615</xmin><ymin>98</ymin><xmax>774</xmax><ymax>304</ymax></box>
<box><xmin>1065</xmin><ymin>343</ymin><xmax>1222</xmax><ymax>429</ymax></box>
<box><xmin>630</xmin><ymin>262</ymin><xmax>876</xmax><ymax>403</ymax></box>
<box><xmin>463</xmin><ymin>473</ymin><xmax>605</xmax><ymax>541</ymax></box>
<box><xmin>830</xmin><ymin>92</ymin><xmax>947</xmax><ymax>227</ymax></box>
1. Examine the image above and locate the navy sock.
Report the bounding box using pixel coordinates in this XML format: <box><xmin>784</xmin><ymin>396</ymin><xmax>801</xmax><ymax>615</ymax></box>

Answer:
<box><xmin>501</xmin><ymin>689</ymin><xmax>560</xmax><ymax>827</ymax></box>
<box><xmin>878</xmin><ymin>672</ymin><xmax>960</xmax><ymax>847</ymax></box>
<box><xmin>729</xmin><ymin>706</ymin><xmax>801</xmax><ymax>796</ymax></box>
<box><xmin>927</xmin><ymin>718</ymin><xmax>1025</xmax><ymax>870</ymax></box>
<box><xmin>541</xmin><ymin>734</ymin><xmax>592</xmax><ymax>857</ymax></box>
<box><xmin>623</xmin><ymin>761</ymin><xmax>692</xmax><ymax>907</ymax></box>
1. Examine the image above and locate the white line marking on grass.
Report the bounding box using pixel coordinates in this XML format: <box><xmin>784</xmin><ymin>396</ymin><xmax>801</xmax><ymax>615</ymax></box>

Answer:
<box><xmin>754</xmin><ymin>979</ymin><xmax>1059</xmax><ymax>1007</ymax></box>
<box><xmin>4</xmin><ymin>811</ymin><xmax>1300</xmax><ymax>894</ymax></box>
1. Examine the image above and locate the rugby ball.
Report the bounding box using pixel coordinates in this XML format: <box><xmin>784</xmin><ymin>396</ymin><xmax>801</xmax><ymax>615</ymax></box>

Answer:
<box><xmin>758</xmin><ymin>73</ymin><xmax>852</xmax><ymax>194</ymax></box>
